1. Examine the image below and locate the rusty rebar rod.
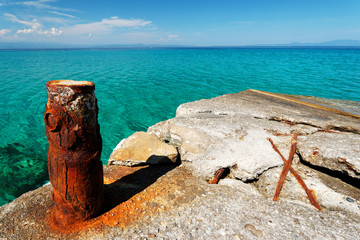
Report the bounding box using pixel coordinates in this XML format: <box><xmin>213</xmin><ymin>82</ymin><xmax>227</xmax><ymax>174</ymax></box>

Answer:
<box><xmin>267</xmin><ymin>136</ymin><xmax>321</xmax><ymax>210</ymax></box>
<box><xmin>273</xmin><ymin>137</ymin><xmax>297</xmax><ymax>201</ymax></box>
<box><xmin>45</xmin><ymin>80</ymin><xmax>104</xmax><ymax>225</ymax></box>
<box><xmin>209</xmin><ymin>168</ymin><xmax>226</xmax><ymax>184</ymax></box>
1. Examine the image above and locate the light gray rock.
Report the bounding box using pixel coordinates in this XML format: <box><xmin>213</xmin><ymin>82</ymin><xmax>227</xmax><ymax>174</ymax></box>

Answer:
<box><xmin>149</xmin><ymin>118</ymin><xmax>216</xmax><ymax>156</ymax></box>
<box><xmin>149</xmin><ymin>114</ymin><xmax>294</xmax><ymax>181</ymax></box>
<box><xmin>218</xmin><ymin>178</ymin><xmax>260</xmax><ymax>195</ymax></box>
<box><xmin>148</xmin><ymin>89</ymin><xmax>360</xmax><ymax>212</ymax></box>
<box><xmin>108</xmin><ymin>131</ymin><xmax>178</xmax><ymax>166</ymax></box>
<box><xmin>176</xmin><ymin>90</ymin><xmax>360</xmax><ymax>134</ymax></box>
<box><xmin>254</xmin><ymin>164</ymin><xmax>360</xmax><ymax>215</ymax></box>
<box><xmin>297</xmin><ymin>132</ymin><xmax>360</xmax><ymax>179</ymax></box>
<box><xmin>149</xmin><ymin>90</ymin><xmax>360</xmax><ymax>183</ymax></box>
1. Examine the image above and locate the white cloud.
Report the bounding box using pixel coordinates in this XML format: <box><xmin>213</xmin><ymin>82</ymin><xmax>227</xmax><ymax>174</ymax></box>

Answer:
<box><xmin>0</xmin><ymin>29</ymin><xmax>11</xmax><ymax>35</ymax></box>
<box><xmin>39</xmin><ymin>27</ymin><xmax>62</xmax><ymax>36</ymax></box>
<box><xmin>63</xmin><ymin>16</ymin><xmax>152</xmax><ymax>35</ymax></box>
<box><xmin>3</xmin><ymin>12</ymin><xmax>154</xmax><ymax>43</ymax></box>
<box><xmin>17</xmin><ymin>26</ymin><xmax>62</xmax><ymax>36</ymax></box>
<box><xmin>17</xmin><ymin>28</ymin><xmax>35</xmax><ymax>34</ymax></box>
<box><xmin>48</xmin><ymin>11</ymin><xmax>77</xmax><ymax>19</ymax></box>
<box><xmin>168</xmin><ymin>34</ymin><xmax>179</xmax><ymax>38</ymax></box>
<box><xmin>3</xmin><ymin>13</ymin><xmax>151</xmax><ymax>41</ymax></box>
<box><xmin>4</xmin><ymin>13</ymin><xmax>62</xmax><ymax>36</ymax></box>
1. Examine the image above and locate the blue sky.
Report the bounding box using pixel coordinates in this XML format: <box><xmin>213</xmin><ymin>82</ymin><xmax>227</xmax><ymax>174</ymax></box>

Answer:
<box><xmin>0</xmin><ymin>0</ymin><xmax>359</xmax><ymax>46</ymax></box>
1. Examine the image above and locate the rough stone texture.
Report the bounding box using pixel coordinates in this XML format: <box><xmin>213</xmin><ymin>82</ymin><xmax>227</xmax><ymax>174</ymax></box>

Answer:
<box><xmin>149</xmin><ymin>90</ymin><xmax>360</xmax><ymax>183</ymax></box>
<box><xmin>108</xmin><ymin>131</ymin><xmax>178</xmax><ymax>166</ymax></box>
<box><xmin>149</xmin><ymin>114</ymin><xmax>293</xmax><ymax>181</ymax></box>
<box><xmin>175</xmin><ymin>90</ymin><xmax>360</xmax><ymax>134</ymax></box>
<box><xmin>45</xmin><ymin>80</ymin><xmax>103</xmax><ymax>225</ymax></box>
<box><xmin>255</xmin><ymin>164</ymin><xmax>360</xmax><ymax>215</ymax></box>
<box><xmin>1</xmin><ymin>165</ymin><xmax>360</xmax><ymax>240</ymax></box>
<box><xmin>297</xmin><ymin>132</ymin><xmax>360</xmax><ymax>179</ymax></box>
<box><xmin>147</xmin><ymin>89</ymin><xmax>360</xmax><ymax>213</ymax></box>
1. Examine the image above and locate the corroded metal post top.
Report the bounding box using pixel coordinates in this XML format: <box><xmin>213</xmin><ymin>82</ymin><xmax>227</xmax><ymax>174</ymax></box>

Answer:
<box><xmin>46</xmin><ymin>79</ymin><xmax>95</xmax><ymax>89</ymax></box>
<box><xmin>46</xmin><ymin>80</ymin><xmax>97</xmax><ymax>109</ymax></box>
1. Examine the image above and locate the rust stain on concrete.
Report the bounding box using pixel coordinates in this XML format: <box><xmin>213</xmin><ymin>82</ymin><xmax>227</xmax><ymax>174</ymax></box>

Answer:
<box><xmin>48</xmin><ymin>165</ymin><xmax>202</xmax><ymax>235</ymax></box>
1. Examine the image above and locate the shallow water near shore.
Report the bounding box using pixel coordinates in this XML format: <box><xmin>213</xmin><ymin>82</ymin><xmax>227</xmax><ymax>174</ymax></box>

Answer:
<box><xmin>1</xmin><ymin>47</ymin><xmax>360</xmax><ymax>205</ymax></box>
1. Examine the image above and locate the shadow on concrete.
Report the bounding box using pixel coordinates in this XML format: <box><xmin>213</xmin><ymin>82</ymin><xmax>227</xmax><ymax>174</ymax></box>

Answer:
<box><xmin>102</xmin><ymin>162</ymin><xmax>179</xmax><ymax>214</ymax></box>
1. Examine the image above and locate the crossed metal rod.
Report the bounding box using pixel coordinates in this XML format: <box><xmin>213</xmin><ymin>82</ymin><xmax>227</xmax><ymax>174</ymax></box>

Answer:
<box><xmin>267</xmin><ymin>135</ymin><xmax>321</xmax><ymax>210</ymax></box>
<box><xmin>208</xmin><ymin>134</ymin><xmax>322</xmax><ymax>211</ymax></box>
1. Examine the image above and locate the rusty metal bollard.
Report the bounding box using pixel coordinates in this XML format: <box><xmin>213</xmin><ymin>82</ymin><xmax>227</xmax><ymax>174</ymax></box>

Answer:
<box><xmin>45</xmin><ymin>80</ymin><xmax>103</xmax><ymax>225</ymax></box>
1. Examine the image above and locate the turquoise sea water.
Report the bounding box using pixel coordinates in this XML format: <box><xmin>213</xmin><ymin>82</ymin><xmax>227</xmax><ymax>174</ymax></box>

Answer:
<box><xmin>0</xmin><ymin>47</ymin><xmax>359</xmax><ymax>206</ymax></box>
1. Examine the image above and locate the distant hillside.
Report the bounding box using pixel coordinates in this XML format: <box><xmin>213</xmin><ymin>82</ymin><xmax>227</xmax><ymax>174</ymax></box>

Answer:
<box><xmin>256</xmin><ymin>40</ymin><xmax>360</xmax><ymax>47</ymax></box>
<box><xmin>311</xmin><ymin>40</ymin><xmax>360</xmax><ymax>46</ymax></box>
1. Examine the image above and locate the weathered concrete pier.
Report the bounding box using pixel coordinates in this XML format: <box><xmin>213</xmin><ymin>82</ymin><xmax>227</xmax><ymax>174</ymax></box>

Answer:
<box><xmin>1</xmin><ymin>89</ymin><xmax>359</xmax><ymax>239</ymax></box>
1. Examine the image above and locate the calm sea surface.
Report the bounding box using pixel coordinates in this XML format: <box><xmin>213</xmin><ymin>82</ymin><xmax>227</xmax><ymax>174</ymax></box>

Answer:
<box><xmin>1</xmin><ymin>47</ymin><xmax>359</xmax><ymax>205</ymax></box>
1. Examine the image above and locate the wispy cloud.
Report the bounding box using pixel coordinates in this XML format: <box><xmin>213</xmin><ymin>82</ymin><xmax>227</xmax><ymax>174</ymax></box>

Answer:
<box><xmin>4</xmin><ymin>13</ymin><xmax>42</xmax><ymax>29</ymax></box>
<box><xmin>41</xmin><ymin>16</ymin><xmax>72</xmax><ymax>25</ymax></box>
<box><xmin>159</xmin><ymin>34</ymin><xmax>183</xmax><ymax>43</ymax></box>
<box><xmin>63</xmin><ymin>16</ymin><xmax>152</xmax><ymax>36</ymax></box>
<box><xmin>7</xmin><ymin>0</ymin><xmax>78</xmax><ymax>12</ymax></box>
<box><xmin>101</xmin><ymin>17</ymin><xmax>151</xmax><ymax>28</ymax></box>
<box><xmin>48</xmin><ymin>11</ymin><xmax>77</xmax><ymax>19</ymax></box>
<box><xmin>0</xmin><ymin>29</ymin><xmax>11</xmax><ymax>35</ymax></box>
<box><xmin>14</xmin><ymin>0</ymin><xmax>56</xmax><ymax>8</ymax></box>
<box><xmin>4</xmin><ymin>13</ymin><xmax>62</xmax><ymax>36</ymax></box>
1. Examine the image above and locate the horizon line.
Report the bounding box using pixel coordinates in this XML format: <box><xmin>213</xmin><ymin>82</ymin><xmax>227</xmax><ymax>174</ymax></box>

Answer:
<box><xmin>1</xmin><ymin>45</ymin><xmax>360</xmax><ymax>51</ymax></box>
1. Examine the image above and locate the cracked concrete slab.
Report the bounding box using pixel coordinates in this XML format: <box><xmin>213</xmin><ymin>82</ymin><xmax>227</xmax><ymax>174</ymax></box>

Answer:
<box><xmin>147</xmin><ymin>89</ymin><xmax>360</xmax><ymax>213</ymax></box>
<box><xmin>298</xmin><ymin>131</ymin><xmax>360</xmax><ymax>179</ymax></box>
<box><xmin>149</xmin><ymin>89</ymin><xmax>360</xmax><ymax>184</ymax></box>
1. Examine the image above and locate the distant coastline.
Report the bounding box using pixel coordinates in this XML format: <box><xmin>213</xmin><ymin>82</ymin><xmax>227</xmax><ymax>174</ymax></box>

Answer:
<box><xmin>1</xmin><ymin>46</ymin><xmax>360</xmax><ymax>51</ymax></box>
<box><xmin>1</xmin><ymin>40</ymin><xmax>360</xmax><ymax>50</ymax></box>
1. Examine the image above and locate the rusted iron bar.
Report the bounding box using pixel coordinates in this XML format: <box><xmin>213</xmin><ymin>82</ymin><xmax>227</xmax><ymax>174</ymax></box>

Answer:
<box><xmin>267</xmin><ymin>136</ymin><xmax>321</xmax><ymax>210</ymax></box>
<box><xmin>273</xmin><ymin>135</ymin><xmax>297</xmax><ymax>201</ymax></box>
<box><xmin>209</xmin><ymin>168</ymin><xmax>226</xmax><ymax>184</ymax></box>
<box><xmin>45</xmin><ymin>80</ymin><xmax>104</xmax><ymax>225</ymax></box>
<box><xmin>289</xmin><ymin>165</ymin><xmax>322</xmax><ymax>210</ymax></box>
<box><xmin>318</xmin><ymin>129</ymin><xmax>338</xmax><ymax>133</ymax></box>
